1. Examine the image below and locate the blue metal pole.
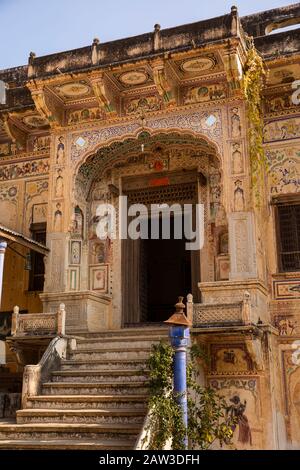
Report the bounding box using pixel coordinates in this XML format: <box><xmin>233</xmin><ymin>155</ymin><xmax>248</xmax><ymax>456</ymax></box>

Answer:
<box><xmin>170</xmin><ymin>325</ymin><xmax>190</xmax><ymax>449</ymax></box>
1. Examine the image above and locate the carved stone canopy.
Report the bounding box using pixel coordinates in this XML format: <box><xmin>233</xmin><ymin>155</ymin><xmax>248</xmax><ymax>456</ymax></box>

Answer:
<box><xmin>75</xmin><ymin>130</ymin><xmax>220</xmax><ymax>199</ymax></box>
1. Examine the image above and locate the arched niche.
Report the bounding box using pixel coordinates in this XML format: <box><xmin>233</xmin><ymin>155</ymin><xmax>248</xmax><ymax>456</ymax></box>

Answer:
<box><xmin>73</xmin><ymin>130</ymin><xmax>224</xmax><ymax>326</ymax></box>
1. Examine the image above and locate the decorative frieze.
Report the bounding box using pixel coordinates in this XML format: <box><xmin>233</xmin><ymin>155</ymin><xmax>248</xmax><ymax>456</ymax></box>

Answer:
<box><xmin>70</xmin><ymin>109</ymin><xmax>223</xmax><ymax>164</ymax></box>
<box><xmin>0</xmin><ymin>159</ymin><xmax>49</xmax><ymax>181</ymax></box>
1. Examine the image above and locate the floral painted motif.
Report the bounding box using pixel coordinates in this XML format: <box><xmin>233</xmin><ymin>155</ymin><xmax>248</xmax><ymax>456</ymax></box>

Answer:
<box><xmin>0</xmin><ymin>159</ymin><xmax>49</xmax><ymax>181</ymax></box>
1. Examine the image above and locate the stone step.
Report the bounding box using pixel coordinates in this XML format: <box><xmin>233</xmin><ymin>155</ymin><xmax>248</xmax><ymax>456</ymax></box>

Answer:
<box><xmin>80</xmin><ymin>327</ymin><xmax>168</xmax><ymax>338</ymax></box>
<box><xmin>26</xmin><ymin>395</ymin><xmax>148</xmax><ymax>410</ymax></box>
<box><xmin>75</xmin><ymin>336</ymin><xmax>166</xmax><ymax>350</ymax></box>
<box><xmin>0</xmin><ymin>423</ymin><xmax>140</xmax><ymax>441</ymax></box>
<box><xmin>0</xmin><ymin>438</ymin><xmax>135</xmax><ymax>450</ymax></box>
<box><xmin>17</xmin><ymin>408</ymin><xmax>146</xmax><ymax>425</ymax></box>
<box><xmin>42</xmin><ymin>382</ymin><xmax>149</xmax><ymax>396</ymax></box>
<box><xmin>61</xmin><ymin>358</ymin><xmax>148</xmax><ymax>371</ymax></box>
<box><xmin>51</xmin><ymin>369</ymin><xmax>148</xmax><ymax>383</ymax></box>
<box><xmin>69</xmin><ymin>347</ymin><xmax>151</xmax><ymax>361</ymax></box>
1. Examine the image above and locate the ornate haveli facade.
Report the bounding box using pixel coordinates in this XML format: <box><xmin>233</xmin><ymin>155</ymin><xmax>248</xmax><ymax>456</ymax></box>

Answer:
<box><xmin>0</xmin><ymin>3</ymin><xmax>300</xmax><ymax>450</ymax></box>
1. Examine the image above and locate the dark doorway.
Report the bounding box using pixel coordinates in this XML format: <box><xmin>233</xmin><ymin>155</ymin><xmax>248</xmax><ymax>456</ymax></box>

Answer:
<box><xmin>141</xmin><ymin>238</ymin><xmax>191</xmax><ymax>322</ymax></box>
<box><xmin>139</xmin><ymin>215</ymin><xmax>192</xmax><ymax>322</ymax></box>
<box><xmin>29</xmin><ymin>223</ymin><xmax>46</xmax><ymax>292</ymax></box>
<box><xmin>121</xmin><ymin>174</ymin><xmax>200</xmax><ymax>326</ymax></box>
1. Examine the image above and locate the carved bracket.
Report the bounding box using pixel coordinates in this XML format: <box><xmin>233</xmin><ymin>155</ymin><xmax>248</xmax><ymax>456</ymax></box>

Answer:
<box><xmin>26</xmin><ymin>81</ymin><xmax>59</xmax><ymax>127</ymax></box>
<box><xmin>89</xmin><ymin>72</ymin><xmax>117</xmax><ymax>115</ymax></box>
<box><xmin>223</xmin><ymin>46</ymin><xmax>244</xmax><ymax>95</ymax></box>
<box><xmin>151</xmin><ymin>58</ymin><xmax>176</xmax><ymax>106</ymax></box>
<box><xmin>0</xmin><ymin>112</ymin><xmax>27</xmax><ymax>148</ymax></box>
<box><xmin>245</xmin><ymin>336</ymin><xmax>264</xmax><ymax>371</ymax></box>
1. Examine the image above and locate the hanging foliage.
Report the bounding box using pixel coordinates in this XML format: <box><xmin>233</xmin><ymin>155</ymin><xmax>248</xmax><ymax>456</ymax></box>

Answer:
<box><xmin>144</xmin><ymin>341</ymin><xmax>235</xmax><ymax>450</ymax></box>
<box><xmin>243</xmin><ymin>39</ymin><xmax>267</xmax><ymax>204</ymax></box>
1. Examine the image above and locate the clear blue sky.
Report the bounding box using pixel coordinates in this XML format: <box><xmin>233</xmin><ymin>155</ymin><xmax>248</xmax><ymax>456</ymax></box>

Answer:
<box><xmin>0</xmin><ymin>0</ymin><xmax>297</xmax><ymax>69</ymax></box>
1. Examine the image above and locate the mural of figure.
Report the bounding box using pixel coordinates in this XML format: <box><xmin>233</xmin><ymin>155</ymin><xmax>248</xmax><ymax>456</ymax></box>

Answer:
<box><xmin>53</xmin><ymin>203</ymin><xmax>62</xmax><ymax>232</ymax></box>
<box><xmin>56</xmin><ymin>136</ymin><xmax>65</xmax><ymax>164</ymax></box>
<box><xmin>232</xmin><ymin>143</ymin><xmax>244</xmax><ymax>175</ymax></box>
<box><xmin>275</xmin><ymin>316</ymin><xmax>297</xmax><ymax>335</ymax></box>
<box><xmin>219</xmin><ymin>232</ymin><xmax>229</xmax><ymax>254</ymax></box>
<box><xmin>231</xmin><ymin>107</ymin><xmax>241</xmax><ymax>138</ymax></box>
<box><xmin>33</xmin><ymin>138</ymin><xmax>39</xmax><ymax>152</ymax></box>
<box><xmin>234</xmin><ymin>181</ymin><xmax>245</xmax><ymax>212</ymax></box>
<box><xmin>93</xmin><ymin>242</ymin><xmax>106</xmax><ymax>263</ymax></box>
<box><xmin>74</xmin><ymin>206</ymin><xmax>84</xmax><ymax>237</ymax></box>
<box><xmin>10</xmin><ymin>143</ymin><xmax>17</xmax><ymax>155</ymax></box>
<box><xmin>71</xmin><ymin>241</ymin><xmax>81</xmax><ymax>264</ymax></box>
<box><xmin>226</xmin><ymin>395</ymin><xmax>252</xmax><ymax>445</ymax></box>
<box><xmin>215</xmin><ymin>204</ymin><xmax>227</xmax><ymax>227</ymax></box>
<box><xmin>55</xmin><ymin>169</ymin><xmax>64</xmax><ymax>198</ymax></box>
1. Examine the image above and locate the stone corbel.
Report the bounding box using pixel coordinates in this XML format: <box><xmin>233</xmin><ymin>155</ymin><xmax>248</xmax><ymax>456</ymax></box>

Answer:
<box><xmin>223</xmin><ymin>46</ymin><xmax>244</xmax><ymax>95</ymax></box>
<box><xmin>89</xmin><ymin>73</ymin><xmax>116</xmax><ymax>115</ymax></box>
<box><xmin>151</xmin><ymin>59</ymin><xmax>176</xmax><ymax>106</ymax></box>
<box><xmin>245</xmin><ymin>336</ymin><xmax>264</xmax><ymax>371</ymax></box>
<box><xmin>0</xmin><ymin>112</ymin><xmax>27</xmax><ymax>149</ymax></box>
<box><xmin>6</xmin><ymin>341</ymin><xmax>26</xmax><ymax>366</ymax></box>
<box><xmin>26</xmin><ymin>81</ymin><xmax>58</xmax><ymax>127</ymax></box>
<box><xmin>0</xmin><ymin>113</ymin><xmax>14</xmax><ymax>141</ymax></box>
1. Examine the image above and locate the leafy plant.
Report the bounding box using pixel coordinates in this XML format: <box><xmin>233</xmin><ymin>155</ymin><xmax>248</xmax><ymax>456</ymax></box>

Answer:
<box><xmin>145</xmin><ymin>341</ymin><xmax>235</xmax><ymax>450</ymax></box>
<box><xmin>243</xmin><ymin>39</ymin><xmax>267</xmax><ymax>205</ymax></box>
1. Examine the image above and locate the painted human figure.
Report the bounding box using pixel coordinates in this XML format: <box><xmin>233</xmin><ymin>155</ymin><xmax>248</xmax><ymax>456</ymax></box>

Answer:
<box><xmin>55</xmin><ymin>169</ymin><xmax>64</xmax><ymax>198</ymax></box>
<box><xmin>56</xmin><ymin>136</ymin><xmax>65</xmax><ymax>164</ymax></box>
<box><xmin>33</xmin><ymin>138</ymin><xmax>39</xmax><ymax>152</ymax></box>
<box><xmin>234</xmin><ymin>181</ymin><xmax>245</xmax><ymax>212</ymax></box>
<box><xmin>232</xmin><ymin>143</ymin><xmax>243</xmax><ymax>175</ymax></box>
<box><xmin>54</xmin><ymin>203</ymin><xmax>62</xmax><ymax>232</ymax></box>
<box><xmin>71</xmin><ymin>241</ymin><xmax>81</xmax><ymax>264</ymax></box>
<box><xmin>95</xmin><ymin>243</ymin><xmax>105</xmax><ymax>263</ymax></box>
<box><xmin>226</xmin><ymin>395</ymin><xmax>252</xmax><ymax>445</ymax></box>
<box><xmin>231</xmin><ymin>107</ymin><xmax>241</xmax><ymax>138</ymax></box>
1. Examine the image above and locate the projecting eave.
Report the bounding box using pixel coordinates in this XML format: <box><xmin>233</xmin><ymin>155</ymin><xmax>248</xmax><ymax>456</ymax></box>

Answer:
<box><xmin>0</xmin><ymin>224</ymin><xmax>49</xmax><ymax>255</ymax></box>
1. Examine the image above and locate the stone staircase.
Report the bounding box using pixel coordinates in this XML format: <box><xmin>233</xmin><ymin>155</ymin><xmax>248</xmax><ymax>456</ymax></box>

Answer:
<box><xmin>0</xmin><ymin>327</ymin><xmax>168</xmax><ymax>449</ymax></box>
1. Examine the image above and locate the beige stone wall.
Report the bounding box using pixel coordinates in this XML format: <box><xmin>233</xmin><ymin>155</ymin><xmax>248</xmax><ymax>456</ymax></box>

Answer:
<box><xmin>0</xmin><ymin>153</ymin><xmax>49</xmax><ymax>313</ymax></box>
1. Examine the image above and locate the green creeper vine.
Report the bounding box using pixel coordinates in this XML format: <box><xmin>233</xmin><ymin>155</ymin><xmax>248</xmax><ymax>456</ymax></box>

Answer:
<box><xmin>243</xmin><ymin>39</ymin><xmax>267</xmax><ymax>205</ymax></box>
<box><xmin>144</xmin><ymin>341</ymin><xmax>235</xmax><ymax>450</ymax></box>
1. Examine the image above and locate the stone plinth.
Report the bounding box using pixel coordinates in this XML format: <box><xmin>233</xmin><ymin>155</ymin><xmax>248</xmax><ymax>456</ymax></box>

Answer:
<box><xmin>198</xmin><ymin>279</ymin><xmax>269</xmax><ymax>324</ymax></box>
<box><xmin>40</xmin><ymin>291</ymin><xmax>112</xmax><ymax>334</ymax></box>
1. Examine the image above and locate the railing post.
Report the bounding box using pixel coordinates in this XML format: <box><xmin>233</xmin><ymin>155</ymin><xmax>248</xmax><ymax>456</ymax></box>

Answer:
<box><xmin>22</xmin><ymin>365</ymin><xmax>41</xmax><ymax>408</ymax></box>
<box><xmin>57</xmin><ymin>303</ymin><xmax>66</xmax><ymax>335</ymax></box>
<box><xmin>242</xmin><ymin>291</ymin><xmax>251</xmax><ymax>325</ymax></box>
<box><xmin>186</xmin><ymin>293</ymin><xmax>193</xmax><ymax>326</ymax></box>
<box><xmin>164</xmin><ymin>297</ymin><xmax>191</xmax><ymax>449</ymax></box>
<box><xmin>11</xmin><ymin>305</ymin><xmax>19</xmax><ymax>336</ymax></box>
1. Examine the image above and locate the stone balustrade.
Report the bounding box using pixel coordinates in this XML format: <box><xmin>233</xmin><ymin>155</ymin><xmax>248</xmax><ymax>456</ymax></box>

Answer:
<box><xmin>191</xmin><ymin>292</ymin><xmax>252</xmax><ymax>327</ymax></box>
<box><xmin>11</xmin><ymin>304</ymin><xmax>66</xmax><ymax>337</ymax></box>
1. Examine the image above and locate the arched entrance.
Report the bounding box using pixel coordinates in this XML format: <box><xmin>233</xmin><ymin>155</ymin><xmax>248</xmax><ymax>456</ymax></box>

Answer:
<box><xmin>74</xmin><ymin>130</ymin><xmax>224</xmax><ymax>328</ymax></box>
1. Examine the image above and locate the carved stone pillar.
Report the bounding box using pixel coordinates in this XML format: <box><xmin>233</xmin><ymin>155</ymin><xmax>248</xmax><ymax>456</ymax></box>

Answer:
<box><xmin>228</xmin><ymin>211</ymin><xmax>257</xmax><ymax>280</ymax></box>
<box><xmin>44</xmin><ymin>233</ymin><xmax>67</xmax><ymax>292</ymax></box>
<box><xmin>44</xmin><ymin>133</ymin><xmax>69</xmax><ymax>294</ymax></box>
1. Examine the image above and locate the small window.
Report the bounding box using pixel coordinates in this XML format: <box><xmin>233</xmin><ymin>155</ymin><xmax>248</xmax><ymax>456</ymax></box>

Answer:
<box><xmin>277</xmin><ymin>204</ymin><xmax>300</xmax><ymax>272</ymax></box>
<box><xmin>29</xmin><ymin>223</ymin><xmax>46</xmax><ymax>292</ymax></box>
